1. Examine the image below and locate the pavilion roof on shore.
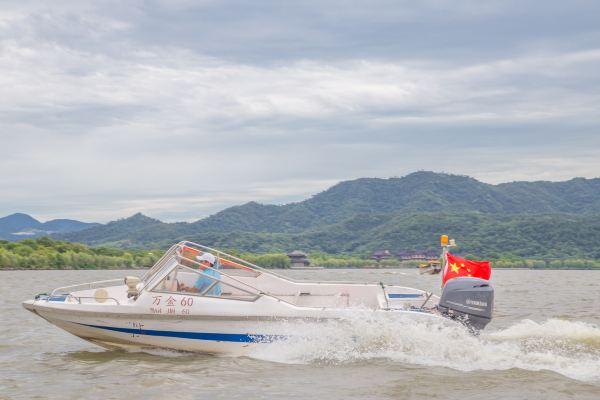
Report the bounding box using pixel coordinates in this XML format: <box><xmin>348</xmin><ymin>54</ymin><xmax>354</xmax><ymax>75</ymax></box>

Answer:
<box><xmin>287</xmin><ymin>250</ymin><xmax>308</xmax><ymax>258</ymax></box>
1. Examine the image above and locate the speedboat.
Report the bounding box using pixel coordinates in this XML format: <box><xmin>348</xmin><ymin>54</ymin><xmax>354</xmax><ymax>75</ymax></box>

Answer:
<box><xmin>23</xmin><ymin>241</ymin><xmax>494</xmax><ymax>355</ymax></box>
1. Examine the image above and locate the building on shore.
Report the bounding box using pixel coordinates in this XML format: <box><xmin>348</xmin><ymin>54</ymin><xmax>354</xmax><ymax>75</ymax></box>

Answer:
<box><xmin>287</xmin><ymin>250</ymin><xmax>311</xmax><ymax>268</ymax></box>
<box><xmin>396</xmin><ymin>250</ymin><xmax>439</xmax><ymax>262</ymax></box>
<box><xmin>371</xmin><ymin>250</ymin><xmax>393</xmax><ymax>262</ymax></box>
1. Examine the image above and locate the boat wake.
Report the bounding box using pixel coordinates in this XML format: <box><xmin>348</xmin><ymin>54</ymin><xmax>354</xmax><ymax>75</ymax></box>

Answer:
<box><xmin>249</xmin><ymin>314</ymin><xmax>600</xmax><ymax>383</ymax></box>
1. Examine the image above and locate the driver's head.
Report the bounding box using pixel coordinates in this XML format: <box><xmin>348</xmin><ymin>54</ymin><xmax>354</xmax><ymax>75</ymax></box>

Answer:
<box><xmin>196</xmin><ymin>252</ymin><xmax>216</xmax><ymax>268</ymax></box>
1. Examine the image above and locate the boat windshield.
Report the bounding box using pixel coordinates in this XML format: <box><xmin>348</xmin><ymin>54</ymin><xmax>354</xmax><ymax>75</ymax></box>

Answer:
<box><xmin>151</xmin><ymin>263</ymin><xmax>260</xmax><ymax>301</ymax></box>
<box><xmin>141</xmin><ymin>242</ymin><xmax>266</xmax><ymax>297</ymax></box>
<box><xmin>140</xmin><ymin>244</ymin><xmax>179</xmax><ymax>286</ymax></box>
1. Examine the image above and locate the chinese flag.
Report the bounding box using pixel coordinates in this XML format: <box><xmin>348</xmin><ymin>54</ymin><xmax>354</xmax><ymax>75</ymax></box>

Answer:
<box><xmin>443</xmin><ymin>252</ymin><xmax>491</xmax><ymax>286</ymax></box>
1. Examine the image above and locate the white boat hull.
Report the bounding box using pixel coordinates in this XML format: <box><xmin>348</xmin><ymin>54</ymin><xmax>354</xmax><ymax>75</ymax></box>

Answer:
<box><xmin>23</xmin><ymin>299</ymin><xmax>448</xmax><ymax>355</ymax></box>
<box><xmin>23</xmin><ymin>241</ymin><xmax>491</xmax><ymax>355</ymax></box>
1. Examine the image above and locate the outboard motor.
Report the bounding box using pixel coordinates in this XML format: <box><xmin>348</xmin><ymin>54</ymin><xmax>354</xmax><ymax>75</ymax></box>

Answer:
<box><xmin>438</xmin><ymin>277</ymin><xmax>493</xmax><ymax>331</ymax></box>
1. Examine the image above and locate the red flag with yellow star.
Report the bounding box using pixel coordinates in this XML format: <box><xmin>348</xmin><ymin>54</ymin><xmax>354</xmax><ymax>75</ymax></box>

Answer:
<box><xmin>443</xmin><ymin>253</ymin><xmax>491</xmax><ymax>286</ymax></box>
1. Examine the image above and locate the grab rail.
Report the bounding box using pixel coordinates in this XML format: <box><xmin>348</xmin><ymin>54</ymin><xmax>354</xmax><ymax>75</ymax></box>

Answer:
<box><xmin>175</xmin><ymin>242</ymin><xmax>405</xmax><ymax>304</ymax></box>
<box><xmin>51</xmin><ymin>279</ymin><xmax>124</xmax><ymax>296</ymax></box>
<box><xmin>178</xmin><ymin>241</ymin><xmax>418</xmax><ymax>286</ymax></box>
<box><xmin>72</xmin><ymin>296</ymin><xmax>121</xmax><ymax>305</ymax></box>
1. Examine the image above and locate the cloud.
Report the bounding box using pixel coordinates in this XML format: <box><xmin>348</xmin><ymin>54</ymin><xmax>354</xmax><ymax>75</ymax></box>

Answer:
<box><xmin>0</xmin><ymin>1</ymin><xmax>599</xmax><ymax>222</ymax></box>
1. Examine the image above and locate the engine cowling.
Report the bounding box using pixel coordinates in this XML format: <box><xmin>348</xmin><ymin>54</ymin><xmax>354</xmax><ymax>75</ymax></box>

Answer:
<box><xmin>438</xmin><ymin>277</ymin><xmax>494</xmax><ymax>331</ymax></box>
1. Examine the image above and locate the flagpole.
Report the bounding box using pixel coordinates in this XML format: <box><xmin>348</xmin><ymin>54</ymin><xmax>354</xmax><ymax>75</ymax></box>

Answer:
<box><xmin>440</xmin><ymin>235</ymin><xmax>455</xmax><ymax>286</ymax></box>
<box><xmin>440</xmin><ymin>235</ymin><xmax>448</xmax><ymax>284</ymax></box>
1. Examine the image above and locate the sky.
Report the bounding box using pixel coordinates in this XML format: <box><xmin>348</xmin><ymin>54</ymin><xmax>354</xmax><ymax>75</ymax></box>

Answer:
<box><xmin>1</xmin><ymin>0</ymin><xmax>599</xmax><ymax>223</ymax></box>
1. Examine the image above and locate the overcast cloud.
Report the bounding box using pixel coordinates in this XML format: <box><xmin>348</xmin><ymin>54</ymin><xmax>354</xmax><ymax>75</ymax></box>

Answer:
<box><xmin>1</xmin><ymin>0</ymin><xmax>599</xmax><ymax>222</ymax></box>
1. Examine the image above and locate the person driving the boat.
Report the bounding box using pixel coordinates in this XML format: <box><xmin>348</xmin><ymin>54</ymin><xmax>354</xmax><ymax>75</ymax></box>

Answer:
<box><xmin>179</xmin><ymin>252</ymin><xmax>222</xmax><ymax>296</ymax></box>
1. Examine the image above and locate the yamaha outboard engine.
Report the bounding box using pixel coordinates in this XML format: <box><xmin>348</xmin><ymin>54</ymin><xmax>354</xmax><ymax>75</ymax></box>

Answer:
<box><xmin>438</xmin><ymin>277</ymin><xmax>494</xmax><ymax>331</ymax></box>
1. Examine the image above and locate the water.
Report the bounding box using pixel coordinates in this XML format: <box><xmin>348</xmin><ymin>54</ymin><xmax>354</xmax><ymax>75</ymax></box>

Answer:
<box><xmin>1</xmin><ymin>269</ymin><xmax>599</xmax><ymax>399</ymax></box>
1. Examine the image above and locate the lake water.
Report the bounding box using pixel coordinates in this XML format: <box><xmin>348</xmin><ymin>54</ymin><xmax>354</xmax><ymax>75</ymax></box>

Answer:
<box><xmin>1</xmin><ymin>269</ymin><xmax>599</xmax><ymax>399</ymax></box>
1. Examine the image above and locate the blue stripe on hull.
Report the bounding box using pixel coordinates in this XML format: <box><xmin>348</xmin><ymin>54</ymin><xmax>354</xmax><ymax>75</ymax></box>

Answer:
<box><xmin>388</xmin><ymin>293</ymin><xmax>423</xmax><ymax>298</ymax></box>
<box><xmin>77</xmin><ymin>323</ymin><xmax>282</xmax><ymax>343</ymax></box>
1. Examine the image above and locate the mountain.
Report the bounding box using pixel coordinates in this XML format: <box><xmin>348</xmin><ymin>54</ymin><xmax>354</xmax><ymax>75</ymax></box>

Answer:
<box><xmin>181</xmin><ymin>212</ymin><xmax>600</xmax><ymax>259</ymax></box>
<box><xmin>190</xmin><ymin>171</ymin><xmax>600</xmax><ymax>233</ymax></box>
<box><xmin>61</xmin><ymin>213</ymin><xmax>190</xmax><ymax>247</ymax></box>
<box><xmin>40</xmin><ymin>219</ymin><xmax>98</xmax><ymax>232</ymax></box>
<box><xmin>55</xmin><ymin>172</ymin><xmax>600</xmax><ymax>258</ymax></box>
<box><xmin>0</xmin><ymin>213</ymin><xmax>42</xmax><ymax>235</ymax></box>
<box><xmin>0</xmin><ymin>213</ymin><xmax>99</xmax><ymax>240</ymax></box>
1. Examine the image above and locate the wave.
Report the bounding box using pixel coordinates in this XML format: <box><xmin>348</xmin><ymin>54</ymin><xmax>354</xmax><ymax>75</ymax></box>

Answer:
<box><xmin>249</xmin><ymin>314</ymin><xmax>600</xmax><ymax>383</ymax></box>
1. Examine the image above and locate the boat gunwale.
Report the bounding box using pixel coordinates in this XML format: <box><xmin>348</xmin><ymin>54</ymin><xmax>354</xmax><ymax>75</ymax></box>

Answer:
<box><xmin>23</xmin><ymin>299</ymin><xmax>440</xmax><ymax>321</ymax></box>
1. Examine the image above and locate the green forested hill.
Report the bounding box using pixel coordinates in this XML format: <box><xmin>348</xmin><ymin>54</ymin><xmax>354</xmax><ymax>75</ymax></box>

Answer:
<box><xmin>192</xmin><ymin>172</ymin><xmax>600</xmax><ymax>233</ymax></box>
<box><xmin>0</xmin><ymin>237</ymin><xmax>159</xmax><ymax>270</ymax></box>
<box><xmin>54</xmin><ymin>172</ymin><xmax>600</xmax><ymax>258</ymax></box>
<box><xmin>182</xmin><ymin>213</ymin><xmax>600</xmax><ymax>259</ymax></box>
